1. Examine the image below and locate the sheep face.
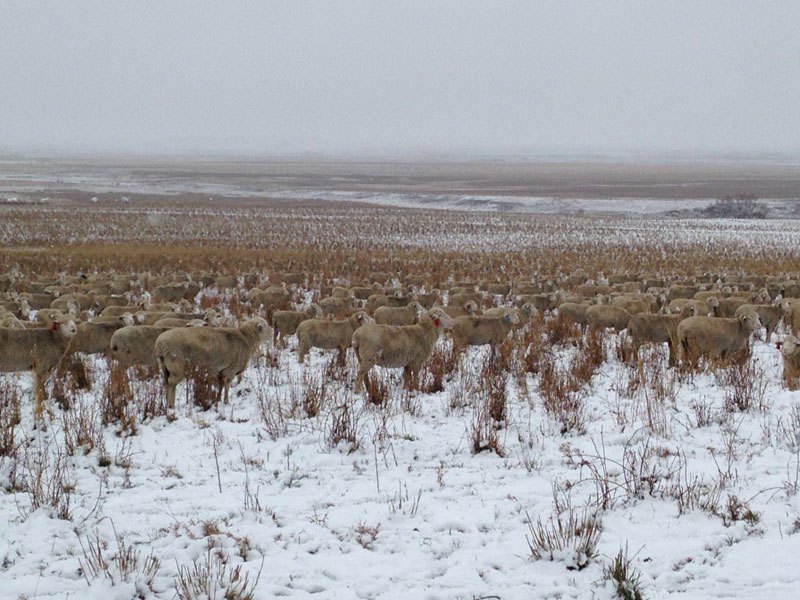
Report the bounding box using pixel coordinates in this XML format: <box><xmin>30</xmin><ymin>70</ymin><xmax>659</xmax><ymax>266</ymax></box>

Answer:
<box><xmin>352</xmin><ymin>311</ymin><xmax>375</xmax><ymax>326</ymax></box>
<box><xmin>428</xmin><ymin>309</ymin><xmax>456</xmax><ymax>330</ymax></box>
<box><xmin>120</xmin><ymin>313</ymin><xmax>135</xmax><ymax>327</ymax></box>
<box><xmin>738</xmin><ymin>310</ymin><xmax>761</xmax><ymax>332</ymax></box>
<box><xmin>53</xmin><ymin>319</ymin><xmax>78</xmax><ymax>338</ymax></box>
<box><xmin>249</xmin><ymin>317</ymin><xmax>272</xmax><ymax>341</ymax></box>
<box><xmin>464</xmin><ymin>301</ymin><xmax>479</xmax><ymax>315</ymax></box>
<box><xmin>503</xmin><ymin>310</ymin><xmax>521</xmax><ymax>325</ymax></box>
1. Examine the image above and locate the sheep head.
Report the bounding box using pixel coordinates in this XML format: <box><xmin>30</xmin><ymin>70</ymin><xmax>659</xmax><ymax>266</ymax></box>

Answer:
<box><xmin>428</xmin><ymin>308</ymin><xmax>455</xmax><ymax>330</ymax></box>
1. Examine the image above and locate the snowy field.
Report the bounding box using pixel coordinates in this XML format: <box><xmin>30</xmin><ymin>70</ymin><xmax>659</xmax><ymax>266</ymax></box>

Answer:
<box><xmin>2</xmin><ymin>315</ymin><xmax>800</xmax><ymax>599</ymax></box>
<box><xmin>1</xmin><ymin>190</ymin><xmax>800</xmax><ymax>599</ymax></box>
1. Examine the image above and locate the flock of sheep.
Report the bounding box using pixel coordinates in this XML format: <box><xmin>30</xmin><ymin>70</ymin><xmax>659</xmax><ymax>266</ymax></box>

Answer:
<box><xmin>2</xmin><ymin>268</ymin><xmax>800</xmax><ymax>421</ymax></box>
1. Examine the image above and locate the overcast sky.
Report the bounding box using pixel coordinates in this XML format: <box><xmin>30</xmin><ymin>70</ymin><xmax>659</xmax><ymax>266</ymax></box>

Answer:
<box><xmin>2</xmin><ymin>2</ymin><xmax>799</xmax><ymax>157</ymax></box>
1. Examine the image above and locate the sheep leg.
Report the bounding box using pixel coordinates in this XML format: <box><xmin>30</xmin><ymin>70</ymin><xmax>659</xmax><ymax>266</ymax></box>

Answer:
<box><xmin>355</xmin><ymin>361</ymin><xmax>373</xmax><ymax>392</ymax></box>
<box><xmin>33</xmin><ymin>369</ymin><xmax>46</xmax><ymax>424</ymax></box>
<box><xmin>336</xmin><ymin>344</ymin><xmax>350</xmax><ymax>366</ymax></box>
<box><xmin>297</xmin><ymin>344</ymin><xmax>307</xmax><ymax>364</ymax></box>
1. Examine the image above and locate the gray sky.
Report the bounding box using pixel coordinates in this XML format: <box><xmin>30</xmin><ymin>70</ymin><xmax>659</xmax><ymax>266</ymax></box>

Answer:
<box><xmin>2</xmin><ymin>1</ymin><xmax>799</xmax><ymax>156</ymax></box>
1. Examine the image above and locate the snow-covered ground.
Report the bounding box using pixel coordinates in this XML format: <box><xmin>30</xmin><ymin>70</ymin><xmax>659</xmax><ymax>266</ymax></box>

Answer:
<box><xmin>2</xmin><ymin>323</ymin><xmax>800</xmax><ymax>599</ymax></box>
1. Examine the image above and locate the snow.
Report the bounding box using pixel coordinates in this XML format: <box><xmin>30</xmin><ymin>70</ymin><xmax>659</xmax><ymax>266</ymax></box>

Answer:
<box><xmin>2</xmin><ymin>327</ymin><xmax>800</xmax><ymax>599</ymax></box>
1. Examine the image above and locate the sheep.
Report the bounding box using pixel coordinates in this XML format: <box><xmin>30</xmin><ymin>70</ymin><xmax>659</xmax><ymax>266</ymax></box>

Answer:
<box><xmin>576</xmin><ymin>283</ymin><xmax>612</xmax><ymax>298</ymax></box>
<box><xmin>37</xmin><ymin>300</ymin><xmax>80</xmax><ymax>324</ymax></box>
<box><xmin>586</xmin><ymin>304</ymin><xmax>631</xmax><ymax>332</ymax></box>
<box><xmin>20</xmin><ymin>293</ymin><xmax>56</xmax><ymax>310</ymax></box>
<box><xmin>367</xmin><ymin>292</ymin><xmax>411</xmax><ymax>312</ymax></box>
<box><xmin>296</xmin><ymin>311</ymin><xmax>374</xmax><ymax>365</ymax></box>
<box><xmin>716</xmin><ymin>296</ymin><xmax>751</xmax><ymax>318</ymax></box>
<box><xmin>668</xmin><ymin>285</ymin><xmax>698</xmax><ymax>301</ymax></box>
<box><xmin>374</xmin><ymin>301</ymin><xmax>424</xmax><ymax>326</ymax></box>
<box><xmin>518</xmin><ymin>293</ymin><xmax>560</xmax><ymax>314</ymax></box>
<box><xmin>451</xmin><ymin>310</ymin><xmax>520</xmax><ymax>354</ymax></box>
<box><xmin>449</xmin><ymin>291</ymin><xmax>485</xmax><ymax>309</ymax></box>
<box><xmin>351</xmin><ymin>284</ymin><xmax>382</xmax><ymax>300</ymax></box>
<box><xmin>280</xmin><ymin>272</ymin><xmax>306</xmax><ymax>286</ymax></box>
<box><xmin>331</xmin><ymin>286</ymin><xmax>353</xmax><ymax>299</ymax></box>
<box><xmin>611</xmin><ymin>294</ymin><xmax>659</xmax><ymax>315</ymax></box>
<box><xmin>557</xmin><ymin>302</ymin><xmax>591</xmax><ymax>331</ymax></box>
<box><xmin>272</xmin><ymin>304</ymin><xmax>323</xmax><ymax>345</ymax></box>
<box><xmin>735</xmin><ymin>303</ymin><xmax>785</xmax><ymax>341</ymax></box>
<box><xmin>88</xmin><ymin>311</ymin><xmax>135</xmax><ymax>325</ymax></box>
<box><xmin>248</xmin><ymin>285</ymin><xmax>291</xmax><ymax>313</ymax></box>
<box><xmin>368</xmin><ymin>271</ymin><xmax>391</xmax><ymax>284</ymax></box>
<box><xmin>50</xmin><ymin>292</ymin><xmax>96</xmax><ymax>312</ymax></box>
<box><xmin>93</xmin><ymin>294</ymin><xmax>131</xmax><ymax>310</ymax></box>
<box><xmin>152</xmin><ymin>309</ymin><xmax>220</xmax><ymax>329</ymax></box>
<box><xmin>483</xmin><ymin>303</ymin><xmax>536</xmax><ymax>328</ymax></box>
<box><xmin>153</xmin><ymin>283</ymin><xmax>188</xmax><ymax>303</ymax></box>
<box><xmin>626</xmin><ymin>304</ymin><xmax>696</xmax><ymax>365</ymax></box>
<box><xmin>319</xmin><ymin>296</ymin><xmax>356</xmax><ymax>318</ymax></box>
<box><xmin>676</xmin><ymin>309</ymin><xmax>761</xmax><ymax>361</ymax></box>
<box><xmin>667</xmin><ymin>298</ymin><xmax>719</xmax><ymax>317</ymax></box>
<box><xmin>0</xmin><ymin>314</ymin><xmax>26</xmax><ymax>329</ymax></box>
<box><xmin>0</xmin><ymin>317</ymin><xmax>78</xmax><ymax>419</ymax></box>
<box><xmin>436</xmin><ymin>300</ymin><xmax>479</xmax><ymax>319</ymax></box>
<box><xmin>782</xmin><ymin>299</ymin><xmax>800</xmax><ymax>336</ymax></box>
<box><xmin>155</xmin><ymin>317</ymin><xmax>271</xmax><ymax>407</ymax></box>
<box><xmin>415</xmin><ymin>290</ymin><xmax>442</xmax><ymax>309</ymax></box>
<box><xmin>62</xmin><ymin>315</ymin><xmax>134</xmax><ymax>359</ymax></box>
<box><xmin>780</xmin><ymin>335</ymin><xmax>800</xmax><ymax>387</ymax></box>
<box><xmin>101</xmin><ymin>304</ymin><xmax>145</xmax><ymax>318</ymax></box>
<box><xmin>110</xmin><ymin>325</ymin><xmax>172</xmax><ymax>369</ymax></box>
<box><xmin>352</xmin><ymin>308</ymin><xmax>456</xmax><ymax>392</ymax></box>
<box><xmin>484</xmin><ymin>283</ymin><xmax>510</xmax><ymax>296</ymax></box>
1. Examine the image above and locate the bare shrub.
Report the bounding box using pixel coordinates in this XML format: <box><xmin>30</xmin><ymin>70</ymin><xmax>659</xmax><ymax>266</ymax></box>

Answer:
<box><xmin>570</xmin><ymin>328</ymin><xmax>605</xmax><ymax>385</ymax></box>
<box><xmin>783</xmin><ymin>356</ymin><xmax>800</xmax><ymax>391</ymax></box>
<box><xmin>482</xmin><ymin>355</ymin><xmax>508</xmax><ymax>423</ymax></box>
<box><xmin>0</xmin><ymin>378</ymin><xmax>21</xmax><ymax>458</ymax></box>
<box><xmin>136</xmin><ymin>377</ymin><xmax>169</xmax><ymax>422</ymax></box>
<box><xmin>538</xmin><ymin>352</ymin><xmax>586</xmax><ymax>435</ymax></box>
<box><xmin>520</xmin><ymin>317</ymin><xmax>546</xmax><ymax>376</ymax></box>
<box><xmin>62</xmin><ymin>402</ymin><xmax>106</xmax><ymax>459</ymax></box>
<box><xmin>100</xmin><ymin>363</ymin><xmax>138</xmax><ymax>436</ymax></box>
<box><xmin>525</xmin><ymin>507</ymin><xmax>602</xmax><ymax>571</ymax></box>
<box><xmin>301</xmin><ymin>371</ymin><xmax>328</xmax><ymax>417</ymax></box>
<box><xmin>776</xmin><ymin>404</ymin><xmax>800</xmax><ymax>452</ymax></box>
<box><xmin>79</xmin><ymin>528</ymin><xmax>161</xmax><ymax>591</ymax></box>
<box><xmin>189</xmin><ymin>366</ymin><xmax>220</xmax><ymax>411</ymax></box>
<box><xmin>19</xmin><ymin>438</ymin><xmax>75</xmax><ymax>520</ymax></box>
<box><xmin>721</xmin><ymin>494</ymin><xmax>760</xmax><ymax>527</ymax></box>
<box><xmin>354</xmin><ymin>522</ymin><xmax>381</xmax><ymax>550</ymax></box>
<box><xmin>603</xmin><ymin>545</ymin><xmax>645</xmax><ymax>600</ymax></box>
<box><xmin>690</xmin><ymin>396</ymin><xmax>716</xmax><ymax>428</ymax></box>
<box><xmin>365</xmin><ymin>371</ymin><xmax>390</xmax><ymax>407</ymax></box>
<box><xmin>716</xmin><ymin>353</ymin><xmax>767</xmax><ymax>413</ymax></box>
<box><xmin>470</xmin><ymin>398</ymin><xmax>505</xmax><ymax>457</ymax></box>
<box><xmin>174</xmin><ymin>548</ymin><xmax>260</xmax><ymax>600</ymax></box>
<box><xmin>544</xmin><ymin>313</ymin><xmax>580</xmax><ymax>347</ymax></box>
<box><xmin>419</xmin><ymin>342</ymin><xmax>456</xmax><ymax>394</ymax></box>
<box><xmin>326</xmin><ymin>401</ymin><xmax>363</xmax><ymax>453</ymax></box>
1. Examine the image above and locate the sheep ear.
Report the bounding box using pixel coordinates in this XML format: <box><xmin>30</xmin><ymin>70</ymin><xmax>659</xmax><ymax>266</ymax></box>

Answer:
<box><xmin>356</xmin><ymin>313</ymin><xmax>363</xmax><ymax>322</ymax></box>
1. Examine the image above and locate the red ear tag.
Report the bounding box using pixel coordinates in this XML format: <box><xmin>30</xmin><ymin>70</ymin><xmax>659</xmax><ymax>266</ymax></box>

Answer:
<box><xmin>50</xmin><ymin>321</ymin><xmax>59</xmax><ymax>332</ymax></box>
<box><xmin>776</xmin><ymin>342</ymin><xmax>783</xmax><ymax>350</ymax></box>
<box><xmin>433</xmin><ymin>317</ymin><xmax>441</xmax><ymax>327</ymax></box>
<box><xmin>357</xmin><ymin>314</ymin><xmax>363</xmax><ymax>322</ymax></box>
